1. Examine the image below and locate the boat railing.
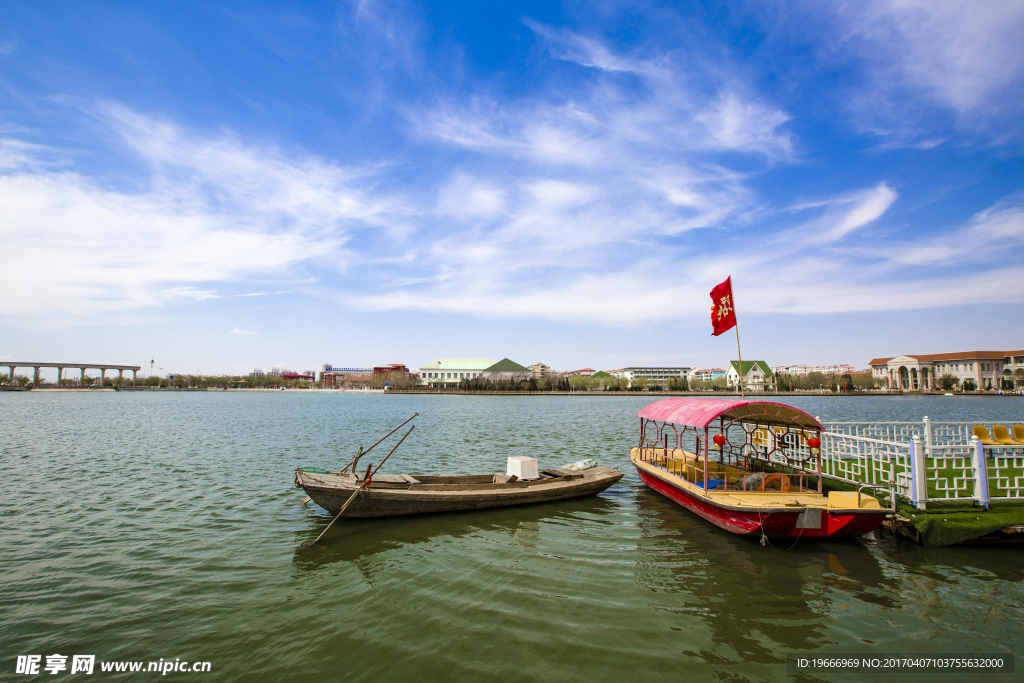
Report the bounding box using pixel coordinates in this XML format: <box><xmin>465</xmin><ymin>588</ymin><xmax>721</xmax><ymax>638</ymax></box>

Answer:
<box><xmin>819</xmin><ymin>431</ymin><xmax>1024</xmax><ymax>509</ymax></box>
<box><xmin>638</xmin><ymin>416</ymin><xmax>1024</xmax><ymax>508</ymax></box>
<box><xmin>633</xmin><ymin>447</ymin><xmax>819</xmax><ymax>494</ymax></box>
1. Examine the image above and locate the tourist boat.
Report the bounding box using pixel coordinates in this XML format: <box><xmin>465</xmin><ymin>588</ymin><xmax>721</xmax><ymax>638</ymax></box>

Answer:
<box><xmin>631</xmin><ymin>398</ymin><xmax>888</xmax><ymax>540</ymax></box>
<box><xmin>295</xmin><ymin>465</ymin><xmax>624</xmax><ymax>518</ymax></box>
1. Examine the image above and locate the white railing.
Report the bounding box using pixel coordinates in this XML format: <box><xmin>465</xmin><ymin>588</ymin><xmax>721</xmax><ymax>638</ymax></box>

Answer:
<box><xmin>820</xmin><ymin>432</ymin><xmax>909</xmax><ymax>496</ymax></box>
<box><xmin>820</xmin><ymin>417</ymin><xmax>1024</xmax><ymax>507</ymax></box>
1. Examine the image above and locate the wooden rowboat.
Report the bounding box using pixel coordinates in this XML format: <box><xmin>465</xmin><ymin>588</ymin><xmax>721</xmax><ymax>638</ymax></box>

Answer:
<box><xmin>295</xmin><ymin>466</ymin><xmax>624</xmax><ymax>518</ymax></box>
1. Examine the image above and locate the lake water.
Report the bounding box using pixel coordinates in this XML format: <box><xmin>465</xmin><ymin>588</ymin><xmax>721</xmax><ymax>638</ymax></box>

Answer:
<box><xmin>2</xmin><ymin>392</ymin><xmax>1023</xmax><ymax>681</ymax></box>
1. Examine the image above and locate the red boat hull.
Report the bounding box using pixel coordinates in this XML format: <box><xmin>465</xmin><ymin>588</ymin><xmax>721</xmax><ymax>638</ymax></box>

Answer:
<box><xmin>637</xmin><ymin>468</ymin><xmax>886</xmax><ymax>539</ymax></box>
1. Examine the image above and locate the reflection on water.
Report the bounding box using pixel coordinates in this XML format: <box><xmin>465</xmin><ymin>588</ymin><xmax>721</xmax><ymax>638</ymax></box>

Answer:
<box><xmin>2</xmin><ymin>392</ymin><xmax>1022</xmax><ymax>682</ymax></box>
<box><xmin>632</xmin><ymin>488</ymin><xmax>895</xmax><ymax>668</ymax></box>
<box><xmin>292</xmin><ymin>497</ymin><xmax>614</xmax><ymax>569</ymax></box>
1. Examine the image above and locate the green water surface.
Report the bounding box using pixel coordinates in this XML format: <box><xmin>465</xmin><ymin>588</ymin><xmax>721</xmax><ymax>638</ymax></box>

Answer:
<box><xmin>1</xmin><ymin>393</ymin><xmax>1022</xmax><ymax>682</ymax></box>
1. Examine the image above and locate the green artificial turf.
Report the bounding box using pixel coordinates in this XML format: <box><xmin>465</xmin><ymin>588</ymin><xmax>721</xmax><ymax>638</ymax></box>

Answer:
<box><xmin>821</xmin><ymin>477</ymin><xmax>1024</xmax><ymax>546</ymax></box>
<box><xmin>895</xmin><ymin>501</ymin><xmax>1024</xmax><ymax>546</ymax></box>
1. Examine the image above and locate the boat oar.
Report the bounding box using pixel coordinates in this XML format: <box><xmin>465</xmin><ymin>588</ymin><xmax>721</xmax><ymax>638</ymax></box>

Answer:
<box><xmin>337</xmin><ymin>412</ymin><xmax>419</xmax><ymax>474</ymax></box>
<box><xmin>310</xmin><ymin>425</ymin><xmax>415</xmax><ymax>546</ymax></box>
<box><xmin>296</xmin><ymin>413</ymin><xmax>418</xmax><ymax>506</ymax></box>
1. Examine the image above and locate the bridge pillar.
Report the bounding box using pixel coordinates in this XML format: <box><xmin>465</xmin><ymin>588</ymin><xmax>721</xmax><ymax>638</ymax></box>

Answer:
<box><xmin>100</xmin><ymin>369</ymin><xmax>106</xmax><ymax>385</ymax></box>
<box><xmin>117</xmin><ymin>369</ymin><xmax>123</xmax><ymax>385</ymax></box>
<box><xmin>33</xmin><ymin>367</ymin><xmax>40</xmax><ymax>386</ymax></box>
<box><xmin>7</xmin><ymin>365</ymin><xmax>14</xmax><ymax>384</ymax></box>
<box><xmin>56</xmin><ymin>366</ymin><xmax>63</xmax><ymax>384</ymax></box>
<box><xmin>132</xmin><ymin>369</ymin><xmax>137</xmax><ymax>383</ymax></box>
<box><xmin>81</xmin><ymin>367</ymin><xmax>87</xmax><ymax>386</ymax></box>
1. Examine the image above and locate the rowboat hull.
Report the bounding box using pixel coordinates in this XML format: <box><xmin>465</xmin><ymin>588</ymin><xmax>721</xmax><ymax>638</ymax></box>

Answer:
<box><xmin>635</xmin><ymin>464</ymin><xmax>887</xmax><ymax>540</ymax></box>
<box><xmin>297</xmin><ymin>466</ymin><xmax>623</xmax><ymax>518</ymax></box>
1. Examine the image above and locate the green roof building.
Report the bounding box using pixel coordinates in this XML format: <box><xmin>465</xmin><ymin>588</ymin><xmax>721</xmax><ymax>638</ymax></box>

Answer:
<box><xmin>726</xmin><ymin>360</ymin><xmax>775</xmax><ymax>391</ymax></box>
<box><xmin>483</xmin><ymin>358</ymin><xmax>530</xmax><ymax>378</ymax></box>
<box><xmin>418</xmin><ymin>358</ymin><xmax>495</xmax><ymax>387</ymax></box>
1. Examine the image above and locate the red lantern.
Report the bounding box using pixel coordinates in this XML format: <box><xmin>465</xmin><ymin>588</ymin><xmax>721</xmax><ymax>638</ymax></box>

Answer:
<box><xmin>807</xmin><ymin>437</ymin><xmax>821</xmax><ymax>449</ymax></box>
<box><xmin>713</xmin><ymin>434</ymin><xmax>726</xmax><ymax>447</ymax></box>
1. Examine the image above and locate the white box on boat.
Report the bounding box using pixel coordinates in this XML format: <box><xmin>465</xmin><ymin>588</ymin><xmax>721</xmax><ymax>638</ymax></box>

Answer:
<box><xmin>506</xmin><ymin>456</ymin><xmax>539</xmax><ymax>480</ymax></box>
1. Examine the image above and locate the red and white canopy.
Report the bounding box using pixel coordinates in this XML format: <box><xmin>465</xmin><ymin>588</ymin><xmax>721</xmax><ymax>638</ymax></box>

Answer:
<box><xmin>637</xmin><ymin>398</ymin><xmax>822</xmax><ymax>431</ymax></box>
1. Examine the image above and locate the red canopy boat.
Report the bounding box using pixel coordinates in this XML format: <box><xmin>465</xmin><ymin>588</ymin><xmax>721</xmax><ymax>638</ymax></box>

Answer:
<box><xmin>631</xmin><ymin>398</ymin><xmax>887</xmax><ymax>540</ymax></box>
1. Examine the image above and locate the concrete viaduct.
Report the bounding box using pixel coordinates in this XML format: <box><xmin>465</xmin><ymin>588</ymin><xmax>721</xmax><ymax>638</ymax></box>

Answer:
<box><xmin>4</xmin><ymin>362</ymin><xmax>142</xmax><ymax>386</ymax></box>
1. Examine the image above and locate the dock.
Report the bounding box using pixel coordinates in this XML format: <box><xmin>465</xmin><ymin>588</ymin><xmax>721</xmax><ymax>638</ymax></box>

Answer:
<box><xmin>805</xmin><ymin>417</ymin><xmax>1024</xmax><ymax>545</ymax></box>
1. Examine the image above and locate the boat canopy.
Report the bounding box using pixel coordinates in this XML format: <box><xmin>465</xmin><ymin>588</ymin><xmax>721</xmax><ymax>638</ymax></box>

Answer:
<box><xmin>637</xmin><ymin>398</ymin><xmax>822</xmax><ymax>431</ymax></box>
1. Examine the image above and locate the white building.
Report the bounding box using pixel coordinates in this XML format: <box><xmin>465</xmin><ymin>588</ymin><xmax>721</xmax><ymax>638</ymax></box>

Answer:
<box><xmin>528</xmin><ymin>363</ymin><xmax>553</xmax><ymax>379</ymax></box>
<box><xmin>419</xmin><ymin>358</ymin><xmax>494</xmax><ymax>387</ymax></box>
<box><xmin>617</xmin><ymin>366</ymin><xmax>692</xmax><ymax>382</ymax></box>
<box><xmin>726</xmin><ymin>361</ymin><xmax>775</xmax><ymax>391</ymax></box>
<box><xmin>771</xmin><ymin>364</ymin><xmax>856</xmax><ymax>377</ymax></box>
<box><xmin>869</xmin><ymin>350</ymin><xmax>1023</xmax><ymax>391</ymax></box>
<box><xmin>562</xmin><ymin>368</ymin><xmax>595</xmax><ymax>377</ymax></box>
<box><xmin>689</xmin><ymin>368</ymin><xmax>726</xmax><ymax>382</ymax></box>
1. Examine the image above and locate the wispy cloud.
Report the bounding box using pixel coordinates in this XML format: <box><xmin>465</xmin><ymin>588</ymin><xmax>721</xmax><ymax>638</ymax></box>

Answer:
<box><xmin>0</xmin><ymin>107</ymin><xmax>401</xmax><ymax>317</ymax></box>
<box><xmin>0</xmin><ymin>12</ymin><xmax>1020</xmax><ymax>330</ymax></box>
<box><xmin>823</xmin><ymin>0</ymin><xmax>1024</xmax><ymax>142</ymax></box>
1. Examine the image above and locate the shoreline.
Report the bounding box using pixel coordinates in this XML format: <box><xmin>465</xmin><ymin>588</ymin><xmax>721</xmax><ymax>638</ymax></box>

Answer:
<box><xmin>11</xmin><ymin>387</ymin><xmax>1020</xmax><ymax>398</ymax></box>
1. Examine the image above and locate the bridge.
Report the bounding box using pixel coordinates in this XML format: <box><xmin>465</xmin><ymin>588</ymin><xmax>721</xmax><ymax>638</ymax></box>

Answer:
<box><xmin>4</xmin><ymin>362</ymin><xmax>142</xmax><ymax>385</ymax></box>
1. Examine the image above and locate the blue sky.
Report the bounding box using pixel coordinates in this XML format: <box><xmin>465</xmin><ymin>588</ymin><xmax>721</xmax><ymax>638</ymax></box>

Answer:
<box><xmin>2</xmin><ymin>1</ymin><xmax>1023</xmax><ymax>377</ymax></box>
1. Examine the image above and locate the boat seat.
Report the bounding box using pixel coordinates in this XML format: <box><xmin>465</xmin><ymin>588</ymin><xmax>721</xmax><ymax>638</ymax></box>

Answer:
<box><xmin>973</xmin><ymin>426</ymin><xmax>998</xmax><ymax>445</ymax></box>
<box><xmin>992</xmin><ymin>425</ymin><xmax>1024</xmax><ymax>445</ymax></box>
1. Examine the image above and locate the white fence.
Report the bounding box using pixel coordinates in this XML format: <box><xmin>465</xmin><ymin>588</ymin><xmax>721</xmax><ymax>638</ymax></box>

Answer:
<box><xmin>819</xmin><ymin>418</ymin><xmax>1024</xmax><ymax>508</ymax></box>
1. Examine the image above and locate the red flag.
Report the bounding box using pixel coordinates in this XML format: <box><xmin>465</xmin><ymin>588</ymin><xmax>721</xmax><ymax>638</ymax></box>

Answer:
<box><xmin>710</xmin><ymin>277</ymin><xmax>737</xmax><ymax>336</ymax></box>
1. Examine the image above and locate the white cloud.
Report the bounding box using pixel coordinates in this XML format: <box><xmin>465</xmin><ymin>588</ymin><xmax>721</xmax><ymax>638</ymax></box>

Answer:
<box><xmin>826</xmin><ymin>0</ymin><xmax>1024</xmax><ymax>139</ymax></box>
<box><xmin>0</xmin><ymin>108</ymin><xmax>400</xmax><ymax>317</ymax></box>
<box><xmin>787</xmin><ymin>183</ymin><xmax>899</xmax><ymax>245</ymax></box>
<box><xmin>230</xmin><ymin>328</ymin><xmax>256</xmax><ymax>335</ymax></box>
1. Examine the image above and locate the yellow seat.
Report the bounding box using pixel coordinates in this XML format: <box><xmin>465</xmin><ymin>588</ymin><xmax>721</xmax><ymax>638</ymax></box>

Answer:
<box><xmin>1015</xmin><ymin>426</ymin><xmax>1024</xmax><ymax>443</ymax></box>
<box><xmin>972</xmin><ymin>426</ymin><xmax>998</xmax><ymax>445</ymax></box>
<box><xmin>993</xmin><ymin>425</ymin><xmax>1024</xmax><ymax>445</ymax></box>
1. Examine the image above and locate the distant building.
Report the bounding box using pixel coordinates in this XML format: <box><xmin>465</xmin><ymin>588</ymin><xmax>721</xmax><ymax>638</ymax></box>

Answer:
<box><xmin>771</xmin><ymin>364</ymin><xmax>856</xmax><ymax>377</ymax></box>
<box><xmin>321</xmin><ymin>371</ymin><xmax>373</xmax><ymax>388</ymax></box>
<box><xmin>419</xmin><ymin>358</ymin><xmax>495</xmax><ymax>387</ymax></box>
<box><xmin>689</xmin><ymin>368</ymin><xmax>726</xmax><ymax>382</ymax></box>
<box><xmin>483</xmin><ymin>358</ymin><xmax>530</xmax><ymax>380</ymax></box>
<box><xmin>373</xmin><ymin>364</ymin><xmax>409</xmax><ymax>376</ymax></box>
<box><xmin>253</xmin><ymin>367</ymin><xmax>314</xmax><ymax>379</ymax></box>
<box><xmin>726</xmin><ymin>361</ymin><xmax>775</xmax><ymax>391</ymax></box>
<box><xmin>618</xmin><ymin>367</ymin><xmax>691</xmax><ymax>383</ymax></box>
<box><xmin>321</xmin><ymin>364</ymin><xmax>372</xmax><ymax>377</ymax></box>
<box><xmin>528</xmin><ymin>363</ymin><xmax>553</xmax><ymax>379</ymax></box>
<box><xmin>869</xmin><ymin>350</ymin><xmax>1024</xmax><ymax>391</ymax></box>
<box><xmin>280</xmin><ymin>372</ymin><xmax>315</xmax><ymax>381</ymax></box>
<box><xmin>562</xmin><ymin>368</ymin><xmax>595</xmax><ymax>377</ymax></box>
<box><xmin>320</xmin><ymin>364</ymin><xmax>374</xmax><ymax>388</ymax></box>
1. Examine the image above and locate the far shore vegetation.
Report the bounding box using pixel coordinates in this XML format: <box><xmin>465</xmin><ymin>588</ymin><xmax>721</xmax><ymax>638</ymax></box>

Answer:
<box><xmin>9</xmin><ymin>368</ymin><xmax>1022</xmax><ymax>393</ymax></box>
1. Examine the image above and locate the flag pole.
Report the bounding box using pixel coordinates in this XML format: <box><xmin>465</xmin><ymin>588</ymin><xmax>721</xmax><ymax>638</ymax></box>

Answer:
<box><xmin>733</xmin><ymin>282</ymin><xmax>744</xmax><ymax>400</ymax></box>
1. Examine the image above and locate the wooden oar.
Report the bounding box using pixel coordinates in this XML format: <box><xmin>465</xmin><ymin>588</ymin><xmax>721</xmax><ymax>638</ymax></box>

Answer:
<box><xmin>337</xmin><ymin>412</ymin><xmax>419</xmax><ymax>474</ymax></box>
<box><xmin>310</xmin><ymin>425</ymin><xmax>415</xmax><ymax>545</ymax></box>
<box><xmin>296</xmin><ymin>413</ymin><xmax>418</xmax><ymax>506</ymax></box>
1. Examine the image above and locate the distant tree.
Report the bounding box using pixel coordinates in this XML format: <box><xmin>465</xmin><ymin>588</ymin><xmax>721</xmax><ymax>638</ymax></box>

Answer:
<box><xmin>528</xmin><ymin>377</ymin><xmax>538</xmax><ymax>392</ymax></box>
<box><xmin>805</xmin><ymin>371</ymin><xmax>828</xmax><ymax>391</ymax></box>
<box><xmin>938</xmin><ymin>374</ymin><xmax>957</xmax><ymax>391</ymax></box>
<box><xmin>14</xmin><ymin>374</ymin><xmax>30</xmax><ymax>386</ymax></box>
<box><xmin>839</xmin><ymin>373</ymin><xmax>855</xmax><ymax>392</ymax></box>
<box><xmin>631</xmin><ymin>377</ymin><xmax>649</xmax><ymax>392</ymax></box>
<box><xmin>962</xmin><ymin>378</ymin><xmax>977</xmax><ymax>391</ymax></box>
